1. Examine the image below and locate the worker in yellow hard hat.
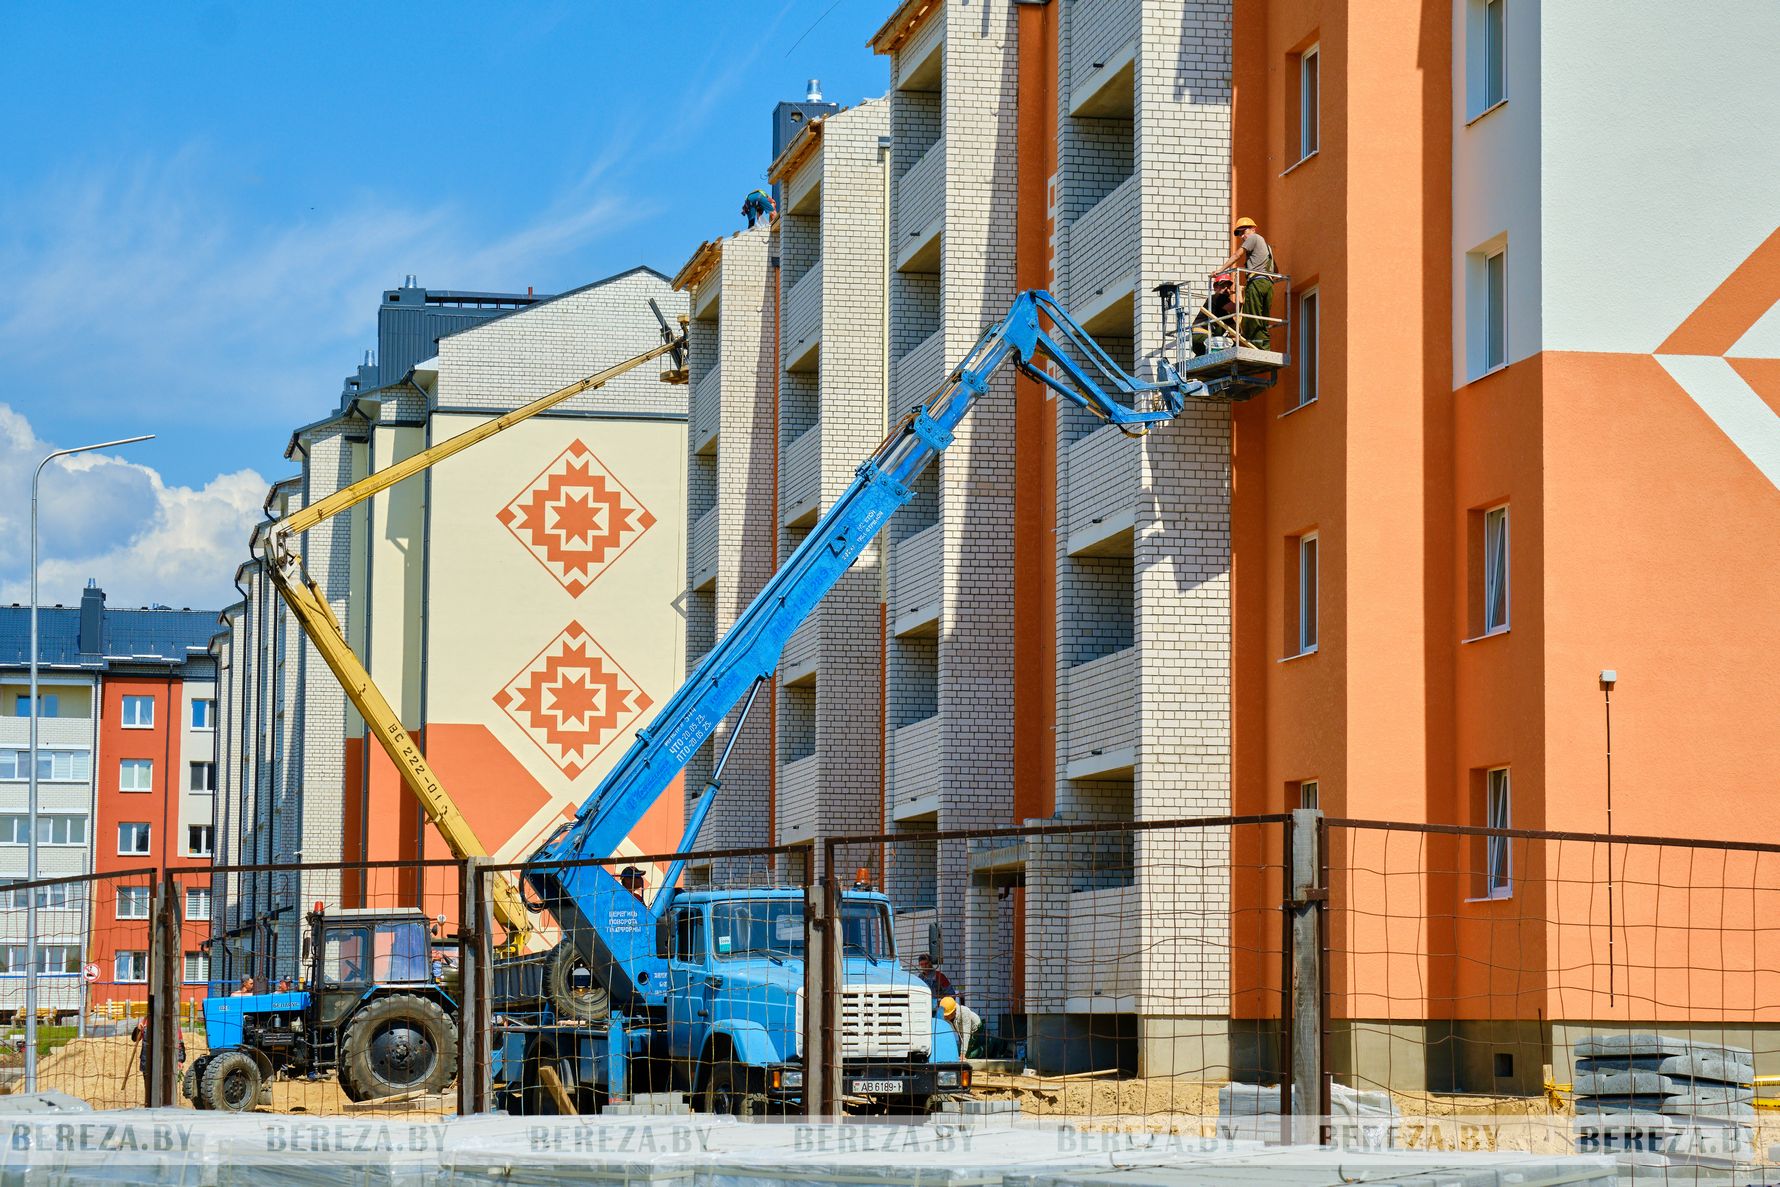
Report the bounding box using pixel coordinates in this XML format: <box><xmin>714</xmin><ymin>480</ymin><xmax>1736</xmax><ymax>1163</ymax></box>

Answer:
<box><xmin>1215</xmin><ymin>217</ymin><xmax>1278</xmax><ymax>350</ymax></box>
<box><xmin>940</xmin><ymin>995</ymin><xmax>982</xmax><ymax>1058</ymax></box>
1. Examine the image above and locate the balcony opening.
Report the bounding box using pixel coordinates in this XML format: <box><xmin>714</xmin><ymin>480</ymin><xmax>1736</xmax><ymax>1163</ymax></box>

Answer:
<box><xmin>1055</xmin><ymin>779</ymin><xmax>1134</xmax><ymax>891</ymax></box>
<box><xmin>780</xmin><ymin>211</ymin><xmax>821</xmax><ymax>289</ymax></box>
<box><xmin>689</xmin><ymin>451</ymin><xmax>716</xmax><ymax>521</ymax></box>
<box><xmin>781</xmin><ymin>683</ymin><xmax>816</xmax><ymax>762</ymax></box>
<box><xmin>891</xmin><ymin>465</ymin><xmax>938</xmax><ymax>543</ymax></box>
<box><xmin>886</xmin><ymin>820</ymin><xmax>938</xmax><ymax>914</ymax></box>
<box><xmin>889</xmin><ymin>634</ymin><xmax>938</xmax><ymax>728</ymax></box>
<box><xmin>1061</xmin><ymin>554</ymin><xmax>1134</xmax><ymax>667</ymax></box>
<box><xmin>781</xmin><ymin>373</ymin><xmax>818</xmax><ymax>443</ymax></box>
<box><xmin>1065</xmin><ymin>0</ymin><xmax>1136</xmax><ymax>117</ymax></box>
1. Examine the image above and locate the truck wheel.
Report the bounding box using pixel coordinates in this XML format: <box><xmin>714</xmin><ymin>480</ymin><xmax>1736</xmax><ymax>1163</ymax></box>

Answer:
<box><xmin>340</xmin><ymin>994</ymin><xmax>458</xmax><ymax>1099</ymax></box>
<box><xmin>544</xmin><ymin>940</ymin><xmax>609</xmax><ymax>1023</ymax></box>
<box><xmin>700</xmin><ymin>1059</ymin><xmax>763</xmax><ymax>1118</ymax></box>
<box><xmin>202</xmin><ymin>1050</ymin><xmax>262</xmax><ymax>1113</ymax></box>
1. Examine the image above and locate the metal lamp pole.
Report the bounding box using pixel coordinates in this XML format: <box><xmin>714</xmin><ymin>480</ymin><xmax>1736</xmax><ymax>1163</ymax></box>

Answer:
<box><xmin>27</xmin><ymin>434</ymin><xmax>154</xmax><ymax>1092</ymax></box>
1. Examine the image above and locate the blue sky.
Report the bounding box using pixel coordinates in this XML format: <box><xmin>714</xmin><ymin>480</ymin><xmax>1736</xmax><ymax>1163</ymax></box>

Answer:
<box><xmin>0</xmin><ymin>1</ymin><xmax>887</xmax><ymax>609</ymax></box>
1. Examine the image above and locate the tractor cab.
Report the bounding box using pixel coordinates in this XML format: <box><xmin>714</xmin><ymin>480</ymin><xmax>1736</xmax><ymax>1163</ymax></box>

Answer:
<box><xmin>306</xmin><ymin>906</ymin><xmax>439</xmax><ymax>1032</ymax></box>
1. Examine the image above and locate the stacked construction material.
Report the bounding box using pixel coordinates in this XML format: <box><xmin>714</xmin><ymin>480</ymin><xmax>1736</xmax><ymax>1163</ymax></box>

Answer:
<box><xmin>1217</xmin><ymin>1081</ymin><xmax>1399</xmax><ymax>1149</ymax></box>
<box><xmin>1571</xmin><ymin>1033</ymin><xmax>1756</xmax><ymax>1173</ymax></box>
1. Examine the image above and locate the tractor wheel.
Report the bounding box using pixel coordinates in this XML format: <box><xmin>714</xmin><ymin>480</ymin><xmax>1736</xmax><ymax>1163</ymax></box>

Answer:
<box><xmin>340</xmin><ymin>994</ymin><xmax>458</xmax><ymax>1100</ymax></box>
<box><xmin>544</xmin><ymin>940</ymin><xmax>609</xmax><ymax>1023</ymax></box>
<box><xmin>202</xmin><ymin>1050</ymin><xmax>262</xmax><ymax>1113</ymax></box>
<box><xmin>337</xmin><ymin>1061</ymin><xmax>371</xmax><ymax>1102</ymax></box>
<box><xmin>182</xmin><ymin>1060</ymin><xmax>205</xmax><ymax>1108</ymax></box>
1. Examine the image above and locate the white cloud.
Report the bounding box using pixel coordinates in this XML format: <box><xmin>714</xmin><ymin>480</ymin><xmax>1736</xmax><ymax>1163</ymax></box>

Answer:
<box><xmin>0</xmin><ymin>404</ymin><xmax>264</xmax><ymax>612</ymax></box>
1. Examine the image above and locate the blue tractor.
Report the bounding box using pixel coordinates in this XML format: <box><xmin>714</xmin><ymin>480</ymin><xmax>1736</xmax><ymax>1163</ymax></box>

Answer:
<box><xmin>186</xmin><ymin>906</ymin><xmax>459</xmax><ymax>1110</ymax></box>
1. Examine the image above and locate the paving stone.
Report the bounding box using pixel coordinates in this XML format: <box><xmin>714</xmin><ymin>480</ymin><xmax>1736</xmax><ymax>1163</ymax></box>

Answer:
<box><xmin>1574</xmin><ymin>1033</ymin><xmax>1752</xmax><ymax>1063</ymax></box>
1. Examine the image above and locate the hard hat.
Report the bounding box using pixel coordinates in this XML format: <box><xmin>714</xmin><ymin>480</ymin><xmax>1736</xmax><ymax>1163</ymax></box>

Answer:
<box><xmin>1212</xmin><ymin>271</ymin><xmax>1234</xmax><ymax>285</ymax></box>
<box><xmin>941</xmin><ymin>996</ymin><xmax>957</xmax><ymax>1016</ymax></box>
<box><xmin>1233</xmin><ymin>217</ymin><xmax>1257</xmax><ymax>231</ymax></box>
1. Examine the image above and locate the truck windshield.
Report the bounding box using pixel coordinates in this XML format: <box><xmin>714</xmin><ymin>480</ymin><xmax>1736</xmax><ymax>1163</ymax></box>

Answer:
<box><xmin>708</xmin><ymin>899</ymin><xmax>893</xmax><ymax>962</ymax></box>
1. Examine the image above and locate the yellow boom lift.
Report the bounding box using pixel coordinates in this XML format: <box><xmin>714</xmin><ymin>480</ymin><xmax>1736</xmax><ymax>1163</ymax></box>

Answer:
<box><xmin>262</xmin><ymin>304</ymin><xmax>687</xmax><ymax>950</ymax></box>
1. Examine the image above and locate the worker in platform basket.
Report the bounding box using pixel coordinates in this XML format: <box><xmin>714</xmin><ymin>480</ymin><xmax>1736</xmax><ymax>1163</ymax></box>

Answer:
<box><xmin>1193</xmin><ymin>273</ymin><xmax>1238</xmax><ymax>355</ymax></box>
<box><xmin>941</xmin><ymin>996</ymin><xmax>982</xmax><ymax>1059</ymax></box>
<box><xmin>1215</xmin><ymin>217</ymin><xmax>1278</xmax><ymax>350</ymax></box>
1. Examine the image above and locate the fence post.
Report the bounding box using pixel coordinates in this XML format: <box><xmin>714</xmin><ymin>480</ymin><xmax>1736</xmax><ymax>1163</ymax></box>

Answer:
<box><xmin>1287</xmin><ymin>808</ymin><xmax>1325</xmax><ymax>1144</ymax></box>
<box><xmin>147</xmin><ymin>872</ymin><xmax>181</xmax><ymax>1108</ymax></box>
<box><xmin>803</xmin><ymin>841</ymin><xmax>840</xmax><ymax>1120</ymax></box>
<box><xmin>457</xmin><ymin>858</ymin><xmax>492</xmax><ymax>1115</ymax></box>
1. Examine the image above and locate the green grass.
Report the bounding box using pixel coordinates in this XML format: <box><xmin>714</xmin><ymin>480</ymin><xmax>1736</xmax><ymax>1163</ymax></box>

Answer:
<box><xmin>0</xmin><ymin>1024</ymin><xmax>77</xmax><ymax>1059</ymax></box>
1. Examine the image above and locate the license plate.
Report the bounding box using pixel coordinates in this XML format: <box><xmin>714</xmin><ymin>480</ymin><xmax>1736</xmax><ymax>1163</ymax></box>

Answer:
<box><xmin>853</xmin><ymin>1079</ymin><xmax>905</xmax><ymax>1094</ymax></box>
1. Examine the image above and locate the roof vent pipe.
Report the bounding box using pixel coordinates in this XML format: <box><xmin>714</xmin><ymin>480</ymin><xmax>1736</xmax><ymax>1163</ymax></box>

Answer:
<box><xmin>806</xmin><ymin>79</ymin><xmax>822</xmax><ymax>101</ymax></box>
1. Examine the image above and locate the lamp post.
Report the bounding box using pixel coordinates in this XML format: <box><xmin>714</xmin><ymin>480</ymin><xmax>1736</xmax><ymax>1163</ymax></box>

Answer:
<box><xmin>27</xmin><ymin>434</ymin><xmax>154</xmax><ymax>1091</ymax></box>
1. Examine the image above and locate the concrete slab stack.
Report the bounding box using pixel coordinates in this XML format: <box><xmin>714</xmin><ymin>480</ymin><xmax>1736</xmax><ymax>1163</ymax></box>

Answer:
<box><xmin>1571</xmin><ymin>1033</ymin><xmax>1757</xmax><ymax>1174</ymax></box>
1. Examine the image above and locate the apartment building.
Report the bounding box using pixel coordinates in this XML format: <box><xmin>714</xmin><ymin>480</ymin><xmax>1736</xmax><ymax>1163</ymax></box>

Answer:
<box><xmin>0</xmin><ymin>583</ymin><xmax>216</xmax><ymax>1009</ymax></box>
<box><xmin>674</xmin><ymin>224</ymin><xmax>779</xmax><ymax>865</ymax></box>
<box><xmin>871</xmin><ymin>0</ymin><xmax>1023</xmax><ymax>1022</ymax></box>
<box><xmin>766</xmin><ymin>99</ymin><xmax>892</xmax><ymax>854</ymax></box>
<box><xmin>210</xmin><ymin>270</ymin><xmax>691</xmax><ymax>980</ymax></box>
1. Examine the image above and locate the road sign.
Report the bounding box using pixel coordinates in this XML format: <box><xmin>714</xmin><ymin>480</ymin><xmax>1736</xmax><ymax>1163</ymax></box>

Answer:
<box><xmin>82</xmin><ymin>963</ymin><xmax>99</xmax><ymax>984</ymax></box>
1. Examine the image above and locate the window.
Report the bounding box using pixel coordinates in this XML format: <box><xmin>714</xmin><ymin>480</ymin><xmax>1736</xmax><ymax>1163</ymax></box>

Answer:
<box><xmin>1295</xmin><ymin>289</ymin><xmax>1319</xmax><ymax>408</ymax></box>
<box><xmin>1483</xmin><ymin>505</ymin><xmax>1510</xmax><ymax>634</ymax></box>
<box><xmin>118</xmin><ymin>822</ymin><xmax>151</xmax><ymax>856</ymax></box>
<box><xmin>1485</xmin><ymin>249</ymin><xmax>1507</xmax><ymax>370</ymax></box>
<box><xmin>1</xmin><ymin>880</ymin><xmax>82</xmax><ymax>911</ymax></box>
<box><xmin>115</xmin><ymin>951</ymin><xmax>149</xmax><ymax>983</ymax></box>
<box><xmin>185</xmin><ymin>887</ymin><xmax>212</xmax><ymax>922</ymax></box>
<box><xmin>119</xmin><ymin>758</ymin><xmax>154</xmax><ymax>792</ymax></box>
<box><xmin>189</xmin><ymin>761</ymin><xmax>216</xmax><ymax>793</ymax></box>
<box><xmin>0</xmin><ymin>815</ymin><xmax>87</xmax><ymax>846</ymax></box>
<box><xmin>1286</xmin><ymin>533</ymin><xmax>1319</xmax><ymax>657</ymax></box>
<box><xmin>0</xmin><ymin>750</ymin><xmax>93</xmax><ymax>782</ymax></box>
<box><xmin>1296</xmin><ymin>780</ymin><xmax>1320</xmax><ymax>811</ymax></box>
<box><xmin>184</xmin><ymin>951</ymin><xmax>210</xmax><ymax>985</ymax></box>
<box><xmin>1467</xmin><ymin>0</ymin><xmax>1507</xmax><ymax>117</ymax></box>
<box><xmin>673</xmin><ymin>908</ymin><xmax>708</xmax><ymax>963</ymax></box>
<box><xmin>1484</xmin><ymin>767</ymin><xmax>1512</xmax><ymax>897</ymax></box>
<box><xmin>13</xmin><ymin>694</ymin><xmax>58</xmax><ymax>718</ymax></box>
<box><xmin>0</xmin><ymin>945</ymin><xmax>80</xmax><ymax>976</ymax></box>
<box><xmin>116</xmin><ymin>885</ymin><xmax>151</xmax><ymax>920</ymax></box>
<box><xmin>120</xmin><ymin>695</ymin><xmax>154</xmax><ymax>728</ymax></box>
<box><xmin>1298</xmin><ymin>46</ymin><xmax>1320</xmax><ymax>160</ymax></box>
<box><xmin>191</xmin><ymin>699</ymin><xmax>215</xmax><ymax>730</ymax></box>
<box><xmin>187</xmin><ymin>825</ymin><xmax>213</xmax><ymax>857</ymax></box>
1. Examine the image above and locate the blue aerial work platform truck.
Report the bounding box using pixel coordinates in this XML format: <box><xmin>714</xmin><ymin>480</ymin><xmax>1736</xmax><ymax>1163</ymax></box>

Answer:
<box><xmin>189</xmin><ymin>287</ymin><xmax>1229</xmax><ymax>1115</ymax></box>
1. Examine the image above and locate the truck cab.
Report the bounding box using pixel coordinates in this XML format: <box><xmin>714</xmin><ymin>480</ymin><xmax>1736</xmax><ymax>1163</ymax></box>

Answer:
<box><xmin>663</xmin><ymin>888</ymin><xmax>968</xmax><ymax>1114</ymax></box>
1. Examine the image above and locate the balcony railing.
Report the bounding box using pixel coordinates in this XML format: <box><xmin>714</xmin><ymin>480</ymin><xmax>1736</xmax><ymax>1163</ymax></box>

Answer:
<box><xmin>1064</xmin><ymin>885</ymin><xmax>1140</xmax><ymax>1004</ymax></box>
<box><xmin>783</xmin><ymin>260</ymin><xmax>823</xmax><ymax>368</ymax></box>
<box><xmin>1064</xmin><ymin>422</ymin><xmax>1140</xmax><ymax>554</ymax></box>
<box><xmin>891</xmin><ymin>522</ymin><xmax>943</xmax><ymax>634</ymax></box>
<box><xmin>1063</xmin><ymin>645</ymin><xmax>1137</xmax><ymax>778</ymax></box>
<box><xmin>781</xmin><ymin>422</ymin><xmax>821</xmax><ymax>526</ymax></box>
<box><xmin>1069</xmin><ymin>0</ymin><xmax>1138</xmax><ymax>103</ymax></box>
<box><xmin>897</xmin><ymin>137</ymin><xmax>945</xmax><ymax>265</ymax></box>
<box><xmin>779</xmin><ymin>754</ymin><xmax>821</xmax><ymax>839</ymax></box>
<box><xmin>888</xmin><ymin>714</ymin><xmax>942</xmax><ymax>813</ymax></box>
<box><xmin>690</xmin><ymin>366</ymin><xmax>720</xmax><ymax>454</ymax></box>
<box><xmin>1066</xmin><ymin>173</ymin><xmax>1138</xmax><ymax>313</ymax></box>
<box><xmin>690</xmin><ymin>506</ymin><xmax>718</xmax><ymax>592</ymax></box>
<box><xmin>893</xmin><ymin>328</ymin><xmax>947</xmax><ymax>412</ymax></box>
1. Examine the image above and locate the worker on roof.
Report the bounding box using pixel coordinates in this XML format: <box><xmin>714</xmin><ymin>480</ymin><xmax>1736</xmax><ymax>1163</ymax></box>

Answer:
<box><xmin>1215</xmin><ymin>217</ymin><xmax>1278</xmax><ymax>350</ymax></box>
<box><xmin>741</xmin><ymin>188</ymin><xmax>776</xmax><ymax>228</ymax></box>
<box><xmin>1192</xmin><ymin>273</ymin><xmax>1239</xmax><ymax>356</ymax></box>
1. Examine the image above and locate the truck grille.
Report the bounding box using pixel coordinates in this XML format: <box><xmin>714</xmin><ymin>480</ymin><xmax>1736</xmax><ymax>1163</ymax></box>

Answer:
<box><xmin>841</xmin><ymin>987</ymin><xmax>914</xmax><ymax>1059</ymax></box>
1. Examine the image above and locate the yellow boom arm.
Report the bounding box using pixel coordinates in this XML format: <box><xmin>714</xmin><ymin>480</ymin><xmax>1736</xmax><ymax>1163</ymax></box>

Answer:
<box><xmin>264</xmin><ymin>323</ymin><xmax>685</xmax><ymax>947</ymax></box>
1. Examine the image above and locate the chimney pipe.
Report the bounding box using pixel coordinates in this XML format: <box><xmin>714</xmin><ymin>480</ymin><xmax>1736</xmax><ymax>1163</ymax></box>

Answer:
<box><xmin>78</xmin><ymin>582</ymin><xmax>105</xmax><ymax>655</ymax></box>
<box><xmin>806</xmin><ymin>79</ymin><xmax>822</xmax><ymax>102</ymax></box>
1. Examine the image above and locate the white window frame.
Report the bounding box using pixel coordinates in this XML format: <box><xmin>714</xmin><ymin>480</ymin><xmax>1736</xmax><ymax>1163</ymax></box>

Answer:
<box><xmin>1485</xmin><ymin>248</ymin><xmax>1507</xmax><ymax>371</ymax></box>
<box><xmin>1</xmin><ymin>880</ymin><xmax>80</xmax><ymax>911</ymax></box>
<box><xmin>1</xmin><ymin>945</ymin><xmax>79</xmax><ymax>977</ymax></box>
<box><xmin>1483</xmin><ymin>504</ymin><xmax>1510</xmax><ymax>634</ymax></box>
<box><xmin>119</xmin><ymin>758</ymin><xmax>154</xmax><ymax>793</ymax></box>
<box><xmin>187</xmin><ymin>825</ymin><xmax>214</xmax><ymax>857</ymax></box>
<box><xmin>13</xmin><ymin>694</ymin><xmax>58</xmax><ymax>719</ymax></box>
<box><xmin>185</xmin><ymin>887</ymin><xmax>212</xmax><ymax>922</ymax></box>
<box><xmin>1485</xmin><ymin>767</ymin><xmax>1512</xmax><ymax>898</ymax></box>
<box><xmin>1467</xmin><ymin>0</ymin><xmax>1508</xmax><ymax>119</ymax></box>
<box><xmin>115</xmin><ymin>951</ymin><xmax>149</xmax><ymax>983</ymax></box>
<box><xmin>1298</xmin><ymin>45</ymin><xmax>1320</xmax><ymax>162</ymax></box>
<box><xmin>1294</xmin><ymin>288</ymin><xmax>1319</xmax><ymax>409</ymax></box>
<box><xmin>183</xmin><ymin>951</ymin><xmax>210</xmax><ymax>985</ymax></box>
<box><xmin>0</xmin><ymin>814</ymin><xmax>88</xmax><ymax>846</ymax></box>
<box><xmin>191</xmin><ymin>698</ymin><xmax>215</xmax><ymax>731</ymax></box>
<box><xmin>1298</xmin><ymin>780</ymin><xmax>1320</xmax><ymax>811</ymax></box>
<box><xmin>120</xmin><ymin>695</ymin><xmax>154</xmax><ymax>729</ymax></box>
<box><xmin>117</xmin><ymin>822</ymin><xmax>152</xmax><ymax>857</ymax></box>
<box><xmin>189</xmin><ymin>761</ymin><xmax>216</xmax><ymax>793</ymax></box>
<box><xmin>116</xmin><ymin>885</ymin><xmax>151</xmax><ymax>920</ymax></box>
<box><xmin>0</xmin><ymin>750</ymin><xmax>93</xmax><ymax>783</ymax></box>
<box><xmin>1465</xmin><ymin>235</ymin><xmax>1510</xmax><ymax>380</ymax></box>
<box><xmin>1297</xmin><ymin>533</ymin><xmax>1320</xmax><ymax>656</ymax></box>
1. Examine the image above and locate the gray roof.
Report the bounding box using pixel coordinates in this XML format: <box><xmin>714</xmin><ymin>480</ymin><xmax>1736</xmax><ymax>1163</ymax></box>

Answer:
<box><xmin>0</xmin><ymin>603</ymin><xmax>219</xmax><ymax>669</ymax></box>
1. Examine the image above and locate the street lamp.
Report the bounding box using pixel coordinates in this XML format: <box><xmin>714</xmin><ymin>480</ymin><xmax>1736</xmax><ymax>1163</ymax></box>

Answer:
<box><xmin>27</xmin><ymin>434</ymin><xmax>154</xmax><ymax>1091</ymax></box>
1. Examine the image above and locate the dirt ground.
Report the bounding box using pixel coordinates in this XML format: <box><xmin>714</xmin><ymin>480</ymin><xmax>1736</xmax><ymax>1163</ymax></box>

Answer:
<box><xmin>17</xmin><ymin>1033</ymin><xmax>453</xmax><ymax>1117</ymax></box>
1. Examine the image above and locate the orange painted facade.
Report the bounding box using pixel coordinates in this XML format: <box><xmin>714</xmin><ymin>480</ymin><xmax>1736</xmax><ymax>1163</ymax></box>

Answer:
<box><xmin>94</xmin><ymin>675</ymin><xmax>209</xmax><ymax>1005</ymax></box>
